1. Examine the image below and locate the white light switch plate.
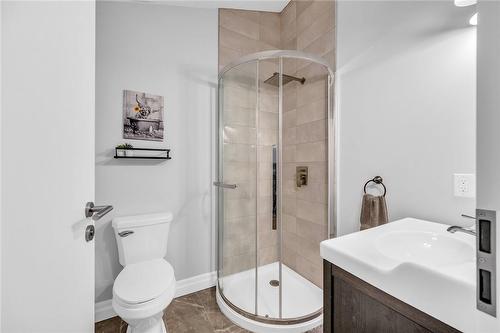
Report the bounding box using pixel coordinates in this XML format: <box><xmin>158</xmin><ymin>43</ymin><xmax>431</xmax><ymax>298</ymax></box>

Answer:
<box><xmin>454</xmin><ymin>173</ymin><xmax>475</xmax><ymax>198</ymax></box>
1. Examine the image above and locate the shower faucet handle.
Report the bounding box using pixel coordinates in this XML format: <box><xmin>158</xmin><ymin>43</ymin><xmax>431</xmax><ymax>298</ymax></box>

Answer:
<box><xmin>296</xmin><ymin>166</ymin><xmax>308</xmax><ymax>187</ymax></box>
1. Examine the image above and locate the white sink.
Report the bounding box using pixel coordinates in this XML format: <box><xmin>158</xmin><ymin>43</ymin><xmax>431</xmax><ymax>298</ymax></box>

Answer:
<box><xmin>375</xmin><ymin>230</ymin><xmax>473</xmax><ymax>267</ymax></box>
<box><xmin>320</xmin><ymin>218</ymin><xmax>497</xmax><ymax>333</ymax></box>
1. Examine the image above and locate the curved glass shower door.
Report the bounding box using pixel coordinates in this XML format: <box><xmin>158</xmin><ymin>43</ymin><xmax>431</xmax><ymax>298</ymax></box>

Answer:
<box><xmin>218</xmin><ymin>60</ymin><xmax>259</xmax><ymax>315</ymax></box>
<box><xmin>217</xmin><ymin>51</ymin><xmax>332</xmax><ymax>326</ymax></box>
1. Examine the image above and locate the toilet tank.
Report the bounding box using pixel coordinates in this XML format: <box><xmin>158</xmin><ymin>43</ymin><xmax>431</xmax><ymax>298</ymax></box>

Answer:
<box><xmin>112</xmin><ymin>212</ymin><xmax>173</xmax><ymax>266</ymax></box>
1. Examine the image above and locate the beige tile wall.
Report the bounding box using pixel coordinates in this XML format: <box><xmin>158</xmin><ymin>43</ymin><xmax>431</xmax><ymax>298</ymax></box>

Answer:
<box><xmin>219</xmin><ymin>9</ymin><xmax>281</xmax><ymax>71</ymax></box>
<box><xmin>256</xmin><ymin>69</ymin><xmax>280</xmax><ymax>267</ymax></box>
<box><xmin>219</xmin><ymin>9</ymin><xmax>281</xmax><ymax>275</ymax></box>
<box><xmin>221</xmin><ymin>69</ymin><xmax>258</xmax><ymax>276</ymax></box>
<box><xmin>219</xmin><ymin>1</ymin><xmax>335</xmax><ymax>286</ymax></box>
<box><xmin>281</xmin><ymin>0</ymin><xmax>334</xmax><ymax>288</ymax></box>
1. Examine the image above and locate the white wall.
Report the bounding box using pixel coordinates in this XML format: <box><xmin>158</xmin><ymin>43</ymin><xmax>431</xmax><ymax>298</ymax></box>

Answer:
<box><xmin>336</xmin><ymin>1</ymin><xmax>477</xmax><ymax>235</ymax></box>
<box><xmin>95</xmin><ymin>2</ymin><xmax>218</xmax><ymax>303</ymax></box>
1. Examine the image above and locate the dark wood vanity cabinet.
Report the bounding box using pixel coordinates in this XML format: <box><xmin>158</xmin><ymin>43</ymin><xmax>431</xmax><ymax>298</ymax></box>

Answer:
<box><xmin>323</xmin><ymin>260</ymin><xmax>462</xmax><ymax>333</ymax></box>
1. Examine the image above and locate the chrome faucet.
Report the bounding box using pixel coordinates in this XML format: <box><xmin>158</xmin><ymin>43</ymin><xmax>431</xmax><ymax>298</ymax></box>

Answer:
<box><xmin>446</xmin><ymin>213</ymin><xmax>478</xmax><ymax>236</ymax></box>
<box><xmin>447</xmin><ymin>225</ymin><xmax>476</xmax><ymax>236</ymax></box>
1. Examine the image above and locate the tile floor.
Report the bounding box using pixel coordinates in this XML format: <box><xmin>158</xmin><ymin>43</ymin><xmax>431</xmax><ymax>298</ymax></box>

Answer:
<box><xmin>95</xmin><ymin>287</ymin><xmax>322</xmax><ymax>333</ymax></box>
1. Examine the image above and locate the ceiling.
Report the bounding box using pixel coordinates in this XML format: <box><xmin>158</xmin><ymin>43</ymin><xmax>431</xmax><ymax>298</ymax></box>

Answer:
<box><xmin>132</xmin><ymin>0</ymin><xmax>291</xmax><ymax>12</ymax></box>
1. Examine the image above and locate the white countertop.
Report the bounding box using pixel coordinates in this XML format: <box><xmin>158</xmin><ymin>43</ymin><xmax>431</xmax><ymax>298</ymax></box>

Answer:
<box><xmin>320</xmin><ymin>218</ymin><xmax>498</xmax><ymax>332</ymax></box>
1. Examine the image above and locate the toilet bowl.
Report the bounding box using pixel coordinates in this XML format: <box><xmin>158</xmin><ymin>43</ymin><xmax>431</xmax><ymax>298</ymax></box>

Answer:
<box><xmin>112</xmin><ymin>213</ymin><xmax>176</xmax><ymax>333</ymax></box>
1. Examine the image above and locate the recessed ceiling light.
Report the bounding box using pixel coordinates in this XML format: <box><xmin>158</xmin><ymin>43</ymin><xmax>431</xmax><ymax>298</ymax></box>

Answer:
<box><xmin>454</xmin><ymin>0</ymin><xmax>477</xmax><ymax>7</ymax></box>
<box><xmin>469</xmin><ymin>12</ymin><xmax>478</xmax><ymax>26</ymax></box>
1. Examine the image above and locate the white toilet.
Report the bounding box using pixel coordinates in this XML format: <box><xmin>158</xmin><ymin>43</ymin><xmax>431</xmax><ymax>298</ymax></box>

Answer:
<box><xmin>112</xmin><ymin>212</ymin><xmax>176</xmax><ymax>333</ymax></box>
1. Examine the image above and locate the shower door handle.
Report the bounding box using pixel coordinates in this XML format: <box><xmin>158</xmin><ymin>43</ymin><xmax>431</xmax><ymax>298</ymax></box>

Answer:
<box><xmin>213</xmin><ymin>182</ymin><xmax>237</xmax><ymax>189</ymax></box>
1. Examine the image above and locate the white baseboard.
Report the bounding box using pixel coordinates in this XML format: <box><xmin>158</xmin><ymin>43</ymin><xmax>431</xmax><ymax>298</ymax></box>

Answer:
<box><xmin>95</xmin><ymin>270</ymin><xmax>217</xmax><ymax>322</ymax></box>
<box><xmin>95</xmin><ymin>299</ymin><xmax>114</xmax><ymax>323</ymax></box>
<box><xmin>175</xmin><ymin>270</ymin><xmax>217</xmax><ymax>298</ymax></box>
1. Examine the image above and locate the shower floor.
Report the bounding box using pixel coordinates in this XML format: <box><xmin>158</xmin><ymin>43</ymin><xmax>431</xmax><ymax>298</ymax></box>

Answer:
<box><xmin>220</xmin><ymin>262</ymin><xmax>322</xmax><ymax>320</ymax></box>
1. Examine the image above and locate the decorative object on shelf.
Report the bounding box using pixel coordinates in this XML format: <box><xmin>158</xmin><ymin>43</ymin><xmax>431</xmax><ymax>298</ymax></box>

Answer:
<box><xmin>116</xmin><ymin>143</ymin><xmax>134</xmax><ymax>157</ymax></box>
<box><xmin>114</xmin><ymin>147</ymin><xmax>171</xmax><ymax>160</ymax></box>
<box><xmin>123</xmin><ymin>90</ymin><xmax>164</xmax><ymax>142</ymax></box>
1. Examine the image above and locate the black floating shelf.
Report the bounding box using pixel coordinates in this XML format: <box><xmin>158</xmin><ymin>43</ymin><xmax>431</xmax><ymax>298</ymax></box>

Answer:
<box><xmin>114</xmin><ymin>147</ymin><xmax>171</xmax><ymax>160</ymax></box>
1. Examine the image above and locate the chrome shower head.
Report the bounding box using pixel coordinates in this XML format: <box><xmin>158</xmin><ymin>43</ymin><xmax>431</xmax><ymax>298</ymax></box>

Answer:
<box><xmin>264</xmin><ymin>72</ymin><xmax>306</xmax><ymax>86</ymax></box>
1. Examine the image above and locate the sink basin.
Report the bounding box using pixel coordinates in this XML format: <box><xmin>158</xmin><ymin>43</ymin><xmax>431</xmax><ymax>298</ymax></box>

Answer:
<box><xmin>320</xmin><ymin>218</ymin><xmax>498</xmax><ymax>333</ymax></box>
<box><xmin>375</xmin><ymin>230</ymin><xmax>474</xmax><ymax>267</ymax></box>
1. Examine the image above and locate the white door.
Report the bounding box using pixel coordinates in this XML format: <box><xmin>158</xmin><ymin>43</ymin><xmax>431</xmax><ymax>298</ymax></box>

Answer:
<box><xmin>1</xmin><ymin>1</ymin><xmax>96</xmax><ymax>332</ymax></box>
<box><xmin>475</xmin><ymin>0</ymin><xmax>500</xmax><ymax>331</ymax></box>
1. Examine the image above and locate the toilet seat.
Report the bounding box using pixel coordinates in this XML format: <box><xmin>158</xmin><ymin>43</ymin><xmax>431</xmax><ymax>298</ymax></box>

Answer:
<box><xmin>114</xmin><ymin>258</ymin><xmax>175</xmax><ymax>304</ymax></box>
<box><xmin>112</xmin><ymin>259</ymin><xmax>176</xmax><ymax>321</ymax></box>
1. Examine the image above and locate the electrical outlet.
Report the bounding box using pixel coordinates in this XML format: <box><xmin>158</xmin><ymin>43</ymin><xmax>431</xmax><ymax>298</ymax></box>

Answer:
<box><xmin>454</xmin><ymin>173</ymin><xmax>475</xmax><ymax>198</ymax></box>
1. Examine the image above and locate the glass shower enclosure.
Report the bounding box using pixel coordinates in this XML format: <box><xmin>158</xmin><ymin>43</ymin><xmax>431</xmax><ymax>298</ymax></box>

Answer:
<box><xmin>215</xmin><ymin>50</ymin><xmax>334</xmax><ymax>330</ymax></box>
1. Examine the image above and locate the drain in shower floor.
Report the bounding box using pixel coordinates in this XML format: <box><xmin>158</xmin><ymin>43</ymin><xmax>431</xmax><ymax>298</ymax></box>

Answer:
<box><xmin>269</xmin><ymin>280</ymin><xmax>280</xmax><ymax>287</ymax></box>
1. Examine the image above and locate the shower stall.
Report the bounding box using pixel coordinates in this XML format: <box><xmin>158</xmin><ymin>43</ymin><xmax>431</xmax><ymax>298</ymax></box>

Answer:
<box><xmin>214</xmin><ymin>50</ymin><xmax>335</xmax><ymax>332</ymax></box>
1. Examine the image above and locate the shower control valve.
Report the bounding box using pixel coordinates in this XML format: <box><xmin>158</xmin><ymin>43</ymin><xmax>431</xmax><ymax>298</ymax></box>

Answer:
<box><xmin>296</xmin><ymin>166</ymin><xmax>308</xmax><ymax>187</ymax></box>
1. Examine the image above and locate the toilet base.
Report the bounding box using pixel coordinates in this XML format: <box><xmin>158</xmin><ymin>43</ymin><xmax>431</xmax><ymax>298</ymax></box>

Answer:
<box><xmin>124</xmin><ymin>311</ymin><xmax>167</xmax><ymax>333</ymax></box>
<box><xmin>126</xmin><ymin>323</ymin><xmax>166</xmax><ymax>333</ymax></box>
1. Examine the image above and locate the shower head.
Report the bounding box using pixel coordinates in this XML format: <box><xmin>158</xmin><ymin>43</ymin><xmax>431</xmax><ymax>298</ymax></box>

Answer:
<box><xmin>264</xmin><ymin>72</ymin><xmax>306</xmax><ymax>86</ymax></box>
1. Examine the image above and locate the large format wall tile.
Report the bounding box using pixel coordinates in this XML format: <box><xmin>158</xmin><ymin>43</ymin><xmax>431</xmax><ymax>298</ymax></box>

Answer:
<box><xmin>296</xmin><ymin>119</ymin><xmax>327</xmax><ymax>144</ymax></box>
<box><xmin>297</xmin><ymin>79</ymin><xmax>327</xmax><ymax>107</ymax></box>
<box><xmin>296</xmin><ymin>141</ymin><xmax>327</xmax><ymax>162</ymax></box>
<box><xmin>296</xmin><ymin>181</ymin><xmax>327</xmax><ymax>203</ymax></box>
<box><xmin>301</xmin><ymin>29</ymin><xmax>335</xmax><ymax>56</ymax></box>
<box><xmin>219</xmin><ymin>1</ymin><xmax>334</xmax><ymax>289</ymax></box>
<box><xmin>261</xmin><ymin>25</ymin><xmax>281</xmax><ymax>48</ymax></box>
<box><xmin>220</xmin><ymin>9</ymin><xmax>260</xmax><ymax>40</ymax></box>
<box><xmin>297</xmin><ymin>10</ymin><xmax>333</xmax><ymax>50</ymax></box>
<box><xmin>296</xmin><ymin>98</ymin><xmax>326</xmax><ymax>125</ymax></box>
<box><xmin>296</xmin><ymin>199</ymin><xmax>327</xmax><ymax>225</ymax></box>
<box><xmin>297</xmin><ymin>0</ymin><xmax>334</xmax><ymax>35</ymax></box>
<box><xmin>220</xmin><ymin>27</ymin><xmax>260</xmax><ymax>55</ymax></box>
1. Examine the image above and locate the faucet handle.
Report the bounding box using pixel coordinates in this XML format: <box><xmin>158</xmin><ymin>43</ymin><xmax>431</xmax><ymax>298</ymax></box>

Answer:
<box><xmin>461</xmin><ymin>214</ymin><xmax>476</xmax><ymax>220</ymax></box>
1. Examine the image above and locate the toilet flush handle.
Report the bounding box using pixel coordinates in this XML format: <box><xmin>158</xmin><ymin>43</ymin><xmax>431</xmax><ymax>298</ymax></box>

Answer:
<box><xmin>118</xmin><ymin>230</ymin><xmax>134</xmax><ymax>237</ymax></box>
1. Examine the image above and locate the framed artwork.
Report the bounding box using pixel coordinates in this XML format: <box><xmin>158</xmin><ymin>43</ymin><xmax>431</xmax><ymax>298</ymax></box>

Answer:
<box><xmin>123</xmin><ymin>90</ymin><xmax>164</xmax><ymax>141</ymax></box>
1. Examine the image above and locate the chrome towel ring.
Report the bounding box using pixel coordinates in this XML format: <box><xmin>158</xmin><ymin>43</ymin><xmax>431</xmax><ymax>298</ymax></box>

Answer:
<box><xmin>363</xmin><ymin>176</ymin><xmax>386</xmax><ymax>197</ymax></box>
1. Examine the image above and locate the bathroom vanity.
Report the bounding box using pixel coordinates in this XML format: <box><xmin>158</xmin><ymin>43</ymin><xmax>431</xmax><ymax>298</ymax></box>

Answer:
<box><xmin>320</xmin><ymin>218</ymin><xmax>478</xmax><ymax>333</ymax></box>
<box><xmin>323</xmin><ymin>261</ymin><xmax>460</xmax><ymax>333</ymax></box>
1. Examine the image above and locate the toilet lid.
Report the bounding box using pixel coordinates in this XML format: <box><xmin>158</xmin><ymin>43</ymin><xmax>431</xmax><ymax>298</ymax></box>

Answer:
<box><xmin>113</xmin><ymin>259</ymin><xmax>175</xmax><ymax>304</ymax></box>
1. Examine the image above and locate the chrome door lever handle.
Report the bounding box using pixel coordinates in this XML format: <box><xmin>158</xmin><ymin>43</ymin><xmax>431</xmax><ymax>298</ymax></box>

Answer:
<box><xmin>85</xmin><ymin>202</ymin><xmax>113</xmax><ymax>221</ymax></box>
<box><xmin>213</xmin><ymin>181</ymin><xmax>237</xmax><ymax>189</ymax></box>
